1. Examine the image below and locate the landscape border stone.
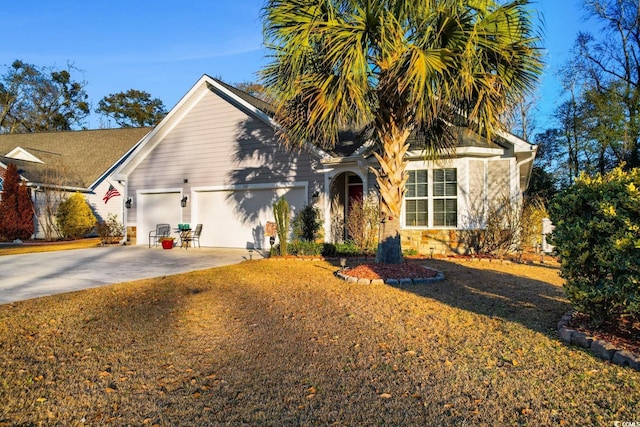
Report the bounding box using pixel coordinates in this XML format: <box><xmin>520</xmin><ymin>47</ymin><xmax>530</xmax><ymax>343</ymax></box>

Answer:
<box><xmin>557</xmin><ymin>311</ymin><xmax>640</xmax><ymax>371</ymax></box>
<box><xmin>334</xmin><ymin>267</ymin><xmax>445</xmax><ymax>286</ymax></box>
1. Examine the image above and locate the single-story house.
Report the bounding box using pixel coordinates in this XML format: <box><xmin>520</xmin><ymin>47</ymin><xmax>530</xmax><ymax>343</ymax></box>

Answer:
<box><xmin>114</xmin><ymin>75</ymin><xmax>536</xmax><ymax>254</ymax></box>
<box><xmin>0</xmin><ymin>128</ymin><xmax>150</xmax><ymax>239</ymax></box>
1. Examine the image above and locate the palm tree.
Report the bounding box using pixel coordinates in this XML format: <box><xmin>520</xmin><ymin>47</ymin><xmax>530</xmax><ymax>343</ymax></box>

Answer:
<box><xmin>261</xmin><ymin>0</ymin><xmax>543</xmax><ymax>263</ymax></box>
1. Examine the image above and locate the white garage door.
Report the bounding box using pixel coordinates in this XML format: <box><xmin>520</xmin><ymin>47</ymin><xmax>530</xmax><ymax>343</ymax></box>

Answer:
<box><xmin>138</xmin><ymin>192</ymin><xmax>183</xmax><ymax>246</ymax></box>
<box><xmin>193</xmin><ymin>186</ymin><xmax>306</xmax><ymax>249</ymax></box>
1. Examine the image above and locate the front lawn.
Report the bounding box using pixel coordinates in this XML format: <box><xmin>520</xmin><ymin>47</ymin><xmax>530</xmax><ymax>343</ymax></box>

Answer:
<box><xmin>0</xmin><ymin>238</ymin><xmax>102</xmax><ymax>256</ymax></box>
<box><xmin>1</xmin><ymin>259</ymin><xmax>638</xmax><ymax>425</ymax></box>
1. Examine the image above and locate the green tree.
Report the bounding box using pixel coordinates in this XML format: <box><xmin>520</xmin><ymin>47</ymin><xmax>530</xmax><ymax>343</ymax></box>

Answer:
<box><xmin>96</xmin><ymin>89</ymin><xmax>167</xmax><ymax>127</ymax></box>
<box><xmin>0</xmin><ymin>60</ymin><xmax>89</xmax><ymax>133</ymax></box>
<box><xmin>570</xmin><ymin>0</ymin><xmax>640</xmax><ymax>169</ymax></box>
<box><xmin>261</xmin><ymin>0</ymin><xmax>543</xmax><ymax>263</ymax></box>
<box><xmin>0</xmin><ymin>163</ymin><xmax>34</xmax><ymax>241</ymax></box>
<box><xmin>56</xmin><ymin>192</ymin><xmax>96</xmax><ymax>239</ymax></box>
<box><xmin>233</xmin><ymin>81</ymin><xmax>271</xmax><ymax>103</ymax></box>
<box><xmin>292</xmin><ymin>203</ymin><xmax>322</xmax><ymax>241</ymax></box>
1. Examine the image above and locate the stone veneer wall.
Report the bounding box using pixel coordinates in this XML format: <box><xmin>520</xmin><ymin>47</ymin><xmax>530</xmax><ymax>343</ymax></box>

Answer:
<box><xmin>401</xmin><ymin>229</ymin><xmax>467</xmax><ymax>256</ymax></box>
<box><xmin>126</xmin><ymin>226</ymin><xmax>137</xmax><ymax>245</ymax></box>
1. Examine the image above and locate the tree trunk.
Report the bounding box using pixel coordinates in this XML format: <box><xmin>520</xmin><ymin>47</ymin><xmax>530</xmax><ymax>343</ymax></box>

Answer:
<box><xmin>376</xmin><ymin>215</ymin><xmax>403</xmax><ymax>264</ymax></box>
<box><xmin>372</xmin><ymin>122</ymin><xmax>411</xmax><ymax>264</ymax></box>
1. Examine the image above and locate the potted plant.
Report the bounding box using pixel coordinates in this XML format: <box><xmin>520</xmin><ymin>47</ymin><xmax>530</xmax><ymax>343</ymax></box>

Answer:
<box><xmin>160</xmin><ymin>236</ymin><xmax>175</xmax><ymax>249</ymax></box>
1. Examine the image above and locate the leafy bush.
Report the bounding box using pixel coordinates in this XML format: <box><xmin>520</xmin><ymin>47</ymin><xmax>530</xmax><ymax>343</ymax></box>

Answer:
<box><xmin>56</xmin><ymin>192</ymin><xmax>96</xmax><ymax>239</ymax></box>
<box><xmin>520</xmin><ymin>196</ymin><xmax>548</xmax><ymax>249</ymax></box>
<box><xmin>292</xmin><ymin>203</ymin><xmax>323</xmax><ymax>242</ymax></box>
<box><xmin>273</xmin><ymin>197</ymin><xmax>290</xmax><ymax>256</ymax></box>
<box><xmin>275</xmin><ymin>241</ymin><xmax>371</xmax><ymax>258</ymax></box>
<box><xmin>548</xmin><ymin>167</ymin><xmax>640</xmax><ymax>325</ymax></box>
<box><xmin>330</xmin><ymin>241</ymin><xmax>365</xmax><ymax>257</ymax></box>
<box><xmin>0</xmin><ymin>163</ymin><xmax>34</xmax><ymax>241</ymax></box>
<box><xmin>288</xmin><ymin>240</ymin><xmax>324</xmax><ymax>256</ymax></box>
<box><xmin>96</xmin><ymin>213</ymin><xmax>124</xmax><ymax>245</ymax></box>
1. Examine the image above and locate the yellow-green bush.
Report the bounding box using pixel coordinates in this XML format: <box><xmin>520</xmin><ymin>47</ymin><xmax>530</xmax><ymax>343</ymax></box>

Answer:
<box><xmin>56</xmin><ymin>192</ymin><xmax>96</xmax><ymax>239</ymax></box>
<box><xmin>549</xmin><ymin>167</ymin><xmax>640</xmax><ymax>325</ymax></box>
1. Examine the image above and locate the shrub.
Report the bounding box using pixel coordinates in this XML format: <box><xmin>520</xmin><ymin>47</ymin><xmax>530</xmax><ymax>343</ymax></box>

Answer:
<box><xmin>292</xmin><ymin>203</ymin><xmax>323</xmax><ymax>242</ymax></box>
<box><xmin>288</xmin><ymin>240</ymin><xmax>324</xmax><ymax>256</ymax></box>
<box><xmin>273</xmin><ymin>197</ymin><xmax>290</xmax><ymax>256</ymax></box>
<box><xmin>346</xmin><ymin>193</ymin><xmax>379</xmax><ymax>256</ymax></box>
<box><xmin>460</xmin><ymin>192</ymin><xmax>522</xmax><ymax>256</ymax></box>
<box><xmin>520</xmin><ymin>196</ymin><xmax>548</xmax><ymax>250</ymax></box>
<box><xmin>0</xmin><ymin>163</ymin><xmax>34</xmax><ymax>241</ymax></box>
<box><xmin>331</xmin><ymin>241</ymin><xmax>364</xmax><ymax>257</ymax></box>
<box><xmin>548</xmin><ymin>167</ymin><xmax>640</xmax><ymax>325</ymax></box>
<box><xmin>96</xmin><ymin>213</ymin><xmax>124</xmax><ymax>245</ymax></box>
<box><xmin>56</xmin><ymin>192</ymin><xmax>96</xmax><ymax>239</ymax></box>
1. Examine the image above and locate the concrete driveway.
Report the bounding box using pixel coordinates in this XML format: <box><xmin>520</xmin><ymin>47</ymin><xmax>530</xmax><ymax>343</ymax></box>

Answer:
<box><xmin>0</xmin><ymin>246</ymin><xmax>260</xmax><ymax>305</ymax></box>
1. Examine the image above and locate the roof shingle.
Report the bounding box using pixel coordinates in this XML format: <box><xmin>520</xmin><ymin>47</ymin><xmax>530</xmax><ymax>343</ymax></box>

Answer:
<box><xmin>0</xmin><ymin>128</ymin><xmax>150</xmax><ymax>188</ymax></box>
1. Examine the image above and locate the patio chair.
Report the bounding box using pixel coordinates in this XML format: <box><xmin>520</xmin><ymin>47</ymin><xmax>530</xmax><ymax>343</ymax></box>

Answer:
<box><xmin>181</xmin><ymin>224</ymin><xmax>202</xmax><ymax>249</ymax></box>
<box><xmin>149</xmin><ymin>223</ymin><xmax>171</xmax><ymax>248</ymax></box>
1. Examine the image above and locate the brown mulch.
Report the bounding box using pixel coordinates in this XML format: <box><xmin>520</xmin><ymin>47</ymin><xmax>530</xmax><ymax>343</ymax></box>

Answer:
<box><xmin>343</xmin><ymin>262</ymin><xmax>439</xmax><ymax>280</ymax></box>
<box><xmin>569</xmin><ymin>313</ymin><xmax>640</xmax><ymax>356</ymax></box>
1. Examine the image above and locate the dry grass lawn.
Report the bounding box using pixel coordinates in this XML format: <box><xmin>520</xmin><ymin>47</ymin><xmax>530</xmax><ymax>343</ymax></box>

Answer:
<box><xmin>0</xmin><ymin>238</ymin><xmax>102</xmax><ymax>256</ymax></box>
<box><xmin>1</xmin><ymin>257</ymin><xmax>639</xmax><ymax>426</ymax></box>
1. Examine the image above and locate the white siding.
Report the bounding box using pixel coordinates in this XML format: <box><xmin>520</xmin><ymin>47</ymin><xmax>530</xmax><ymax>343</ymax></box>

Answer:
<box><xmin>124</xmin><ymin>83</ymin><xmax>323</xmax><ymax>247</ymax></box>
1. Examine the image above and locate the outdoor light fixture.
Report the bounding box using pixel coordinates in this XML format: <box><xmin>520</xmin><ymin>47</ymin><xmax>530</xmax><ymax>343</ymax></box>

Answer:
<box><xmin>125</xmin><ymin>198</ymin><xmax>132</xmax><ymax>209</ymax></box>
<box><xmin>312</xmin><ymin>190</ymin><xmax>320</xmax><ymax>200</ymax></box>
<box><xmin>181</xmin><ymin>196</ymin><xmax>188</xmax><ymax>208</ymax></box>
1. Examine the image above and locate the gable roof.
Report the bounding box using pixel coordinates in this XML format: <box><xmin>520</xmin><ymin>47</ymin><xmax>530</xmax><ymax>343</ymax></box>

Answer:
<box><xmin>207</xmin><ymin>79</ymin><xmax>531</xmax><ymax>159</ymax></box>
<box><xmin>114</xmin><ymin>75</ymin><xmax>331</xmax><ymax>179</ymax></box>
<box><xmin>0</xmin><ymin>127</ymin><xmax>150</xmax><ymax>189</ymax></box>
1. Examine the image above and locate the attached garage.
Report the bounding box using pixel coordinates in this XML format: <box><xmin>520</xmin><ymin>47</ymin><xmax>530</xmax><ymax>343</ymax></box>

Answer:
<box><xmin>192</xmin><ymin>183</ymin><xmax>307</xmax><ymax>249</ymax></box>
<box><xmin>137</xmin><ymin>191</ymin><xmax>183</xmax><ymax>246</ymax></box>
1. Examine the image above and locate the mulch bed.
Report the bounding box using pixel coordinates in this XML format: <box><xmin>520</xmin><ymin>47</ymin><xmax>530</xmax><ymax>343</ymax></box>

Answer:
<box><xmin>342</xmin><ymin>262</ymin><xmax>439</xmax><ymax>280</ymax></box>
<box><xmin>569</xmin><ymin>313</ymin><xmax>640</xmax><ymax>355</ymax></box>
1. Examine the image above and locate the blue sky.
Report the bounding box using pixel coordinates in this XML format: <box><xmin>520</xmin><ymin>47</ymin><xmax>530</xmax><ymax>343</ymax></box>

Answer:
<box><xmin>2</xmin><ymin>0</ymin><xmax>594</xmax><ymax>135</ymax></box>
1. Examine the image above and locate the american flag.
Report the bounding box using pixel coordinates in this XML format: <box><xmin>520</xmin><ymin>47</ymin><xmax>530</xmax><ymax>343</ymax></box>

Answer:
<box><xmin>103</xmin><ymin>184</ymin><xmax>121</xmax><ymax>204</ymax></box>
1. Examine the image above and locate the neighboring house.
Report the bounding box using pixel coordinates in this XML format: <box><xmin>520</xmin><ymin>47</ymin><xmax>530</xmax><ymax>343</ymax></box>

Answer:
<box><xmin>114</xmin><ymin>74</ymin><xmax>537</xmax><ymax>254</ymax></box>
<box><xmin>0</xmin><ymin>128</ymin><xmax>150</xmax><ymax>239</ymax></box>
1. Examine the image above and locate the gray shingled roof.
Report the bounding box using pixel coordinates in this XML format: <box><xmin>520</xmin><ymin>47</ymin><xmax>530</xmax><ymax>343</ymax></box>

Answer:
<box><xmin>0</xmin><ymin>128</ymin><xmax>150</xmax><ymax>188</ymax></box>
<box><xmin>210</xmin><ymin>79</ymin><xmax>510</xmax><ymax>158</ymax></box>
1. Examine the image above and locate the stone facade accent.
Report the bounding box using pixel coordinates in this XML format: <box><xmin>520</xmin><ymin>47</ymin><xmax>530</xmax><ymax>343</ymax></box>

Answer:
<box><xmin>126</xmin><ymin>226</ymin><xmax>137</xmax><ymax>245</ymax></box>
<box><xmin>401</xmin><ymin>229</ymin><xmax>466</xmax><ymax>256</ymax></box>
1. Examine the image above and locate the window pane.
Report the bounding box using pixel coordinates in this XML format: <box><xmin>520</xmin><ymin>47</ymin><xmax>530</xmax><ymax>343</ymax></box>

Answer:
<box><xmin>407</xmin><ymin>171</ymin><xmax>416</xmax><ymax>184</ymax></box>
<box><xmin>406</xmin><ymin>182</ymin><xmax>416</xmax><ymax>198</ymax></box>
<box><xmin>348</xmin><ymin>174</ymin><xmax>362</xmax><ymax>184</ymax></box>
<box><xmin>417</xmin><ymin>181</ymin><xmax>428</xmax><ymax>197</ymax></box>
<box><xmin>415</xmin><ymin>212</ymin><xmax>427</xmax><ymax>226</ymax></box>
<box><xmin>406</xmin><ymin>212</ymin><xmax>416</xmax><ymax>226</ymax></box>
<box><xmin>434</xmin><ymin>182</ymin><xmax>444</xmax><ymax>197</ymax></box>
<box><xmin>445</xmin><ymin>168</ymin><xmax>456</xmax><ymax>182</ymax></box>
<box><xmin>416</xmin><ymin>170</ymin><xmax>428</xmax><ymax>184</ymax></box>
<box><xmin>445</xmin><ymin>182</ymin><xmax>457</xmax><ymax>196</ymax></box>
<box><xmin>405</xmin><ymin>198</ymin><xmax>427</xmax><ymax>226</ymax></box>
